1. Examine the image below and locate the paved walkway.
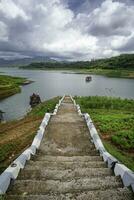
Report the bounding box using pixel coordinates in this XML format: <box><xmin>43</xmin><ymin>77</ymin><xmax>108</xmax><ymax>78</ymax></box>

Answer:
<box><xmin>6</xmin><ymin>96</ymin><xmax>134</xmax><ymax>199</ymax></box>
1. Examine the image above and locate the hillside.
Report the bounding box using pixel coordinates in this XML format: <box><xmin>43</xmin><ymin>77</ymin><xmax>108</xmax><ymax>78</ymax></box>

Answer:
<box><xmin>20</xmin><ymin>54</ymin><xmax>134</xmax><ymax>70</ymax></box>
<box><xmin>0</xmin><ymin>56</ymin><xmax>55</xmax><ymax>67</ymax></box>
<box><xmin>90</xmin><ymin>54</ymin><xmax>134</xmax><ymax>69</ymax></box>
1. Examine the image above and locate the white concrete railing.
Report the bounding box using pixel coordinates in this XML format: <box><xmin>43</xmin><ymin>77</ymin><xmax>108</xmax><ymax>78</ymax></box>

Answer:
<box><xmin>0</xmin><ymin>95</ymin><xmax>65</xmax><ymax>194</ymax></box>
<box><xmin>70</xmin><ymin>95</ymin><xmax>134</xmax><ymax>193</ymax></box>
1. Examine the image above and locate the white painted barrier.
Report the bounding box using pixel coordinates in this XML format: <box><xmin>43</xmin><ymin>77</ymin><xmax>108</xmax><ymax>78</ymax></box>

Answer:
<box><xmin>71</xmin><ymin>95</ymin><xmax>134</xmax><ymax>193</ymax></box>
<box><xmin>0</xmin><ymin>173</ymin><xmax>11</xmax><ymax>194</ymax></box>
<box><xmin>0</xmin><ymin>96</ymin><xmax>65</xmax><ymax>194</ymax></box>
<box><xmin>114</xmin><ymin>164</ymin><xmax>134</xmax><ymax>188</ymax></box>
<box><xmin>51</xmin><ymin>95</ymin><xmax>65</xmax><ymax>116</ymax></box>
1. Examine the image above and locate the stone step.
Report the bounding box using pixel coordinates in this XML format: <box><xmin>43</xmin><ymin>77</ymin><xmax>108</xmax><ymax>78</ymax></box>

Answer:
<box><xmin>7</xmin><ymin>176</ymin><xmax>123</xmax><ymax>195</ymax></box>
<box><xmin>31</xmin><ymin>155</ymin><xmax>103</xmax><ymax>162</ymax></box>
<box><xmin>62</xmin><ymin>99</ymin><xmax>73</xmax><ymax>103</ymax></box>
<box><xmin>39</xmin><ymin>149</ymin><xmax>99</xmax><ymax>156</ymax></box>
<box><xmin>40</xmin><ymin>141</ymin><xmax>95</xmax><ymax>150</ymax></box>
<box><xmin>5</xmin><ymin>188</ymin><xmax>134</xmax><ymax>200</ymax></box>
<box><xmin>5</xmin><ymin>97</ymin><xmax>133</xmax><ymax>199</ymax></box>
<box><xmin>25</xmin><ymin>160</ymin><xmax>107</xmax><ymax>170</ymax></box>
<box><xmin>58</xmin><ymin>103</ymin><xmax>75</xmax><ymax>109</ymax></box>
<box><xmin>50</xmin><ymin>116</ymin><xmax>85</xmax><ymax>124</ymax></box>
<box><xmin>57</xmin><ymin>108</ymin><xmax>77</xmax><ymax>115</ymax></box>
<box><xmin>18</xmin><ymin>167</ymin><xmax>113</xmax><ymax>180</ymax></box>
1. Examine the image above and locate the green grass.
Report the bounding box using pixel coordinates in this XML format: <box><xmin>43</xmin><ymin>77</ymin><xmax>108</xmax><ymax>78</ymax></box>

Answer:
<box><xmin>0</xmin><ymin>75</ymin><xmax>28</xmax><ymax>99</ymax></box>
<box><xmin>75</xmin><ymin>96</ymin><xmax>134</xmax><ymax>111</ymax></box>
<box><xmin>112</xmin><ymin>130</ymin><xmax>134</xmax><ymax>149</ymax></box>
<box><xmin>28</xmin><ymin>96</ymin><xmax>60</xmax><ymax>117</ymax></box>
<box><xmin>104</xmin><ymin>141</ymin><xmax>134</xmax><ymax>171</ymax></box>
<box><xmin>0</xmin><ymin>143</ymin><xmax>17</xmax><ymax>162</ymax></box>
<box><xmin>0</xmin><ymin>196</ymin><xmax>5</xmax><ymax>200</ymax></box>
<box><xmin>75</xmin><ymin>96</ymin><xmax>134</xmax><ymax>171</ymax></box>
<box><xmin>0</xmin><ymin>97</ymin><xmax>60</xmax><ymax>173</ymax></box>
<box><xmin>73</xmin><ymin>68</ymin><xmax>134</xmax><ymax>78</ymax></box>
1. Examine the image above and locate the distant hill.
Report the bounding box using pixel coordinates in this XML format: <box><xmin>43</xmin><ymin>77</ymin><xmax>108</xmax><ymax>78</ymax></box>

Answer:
<box><xmin>20</xmin><ymin>61</ymin><xmax>90</xmax><ymax>69</ymax></box>
<box><xmin>0</xmin><ymin>56</ymin><xmax>55</xmax><ymax>67</ymax></box>
<box><xmin>21</xmin><ymin>54</ymin><xmax>134</xmax><ymax>70</ymax></box>
<box><xmin>89</xmin><ymin>54</ymin><xmax>134</xmax><ymax>69</ymax></box>
<box><xmin>1</xmin><ymin>54</ymin><xmax>134</xmax><ymax>69</ymax></box>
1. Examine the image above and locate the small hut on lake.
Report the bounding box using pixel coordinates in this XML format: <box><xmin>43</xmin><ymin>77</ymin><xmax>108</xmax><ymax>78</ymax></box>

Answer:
<box><xmin>85</xmin><ymin>76</ymin><xmax>92</xmax><ymax>82</ymax></box>
<box><xmin>29</xmin><ymin>93</ymin><xmax>41</xmax><ymax>108</ymax></box>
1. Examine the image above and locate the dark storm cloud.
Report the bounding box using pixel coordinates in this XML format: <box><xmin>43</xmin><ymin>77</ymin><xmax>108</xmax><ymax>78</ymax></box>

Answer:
<box><xmin>0</xmin><ymin>0</ymin><xmax>134</xmax><ymax>60</ymax></box>
<box><xmin>67</xmin><ymin>0</ymin><xmax>86</xmax><ymax>10</ymax></box>
<box><xmin>67</xmin><ymin>0</ymin><xmax>104</xmax><ymax>13</ymax></box>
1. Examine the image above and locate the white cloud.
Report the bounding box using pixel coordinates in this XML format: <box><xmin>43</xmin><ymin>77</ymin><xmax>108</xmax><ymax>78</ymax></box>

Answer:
<box><xmin>0</xmin><ymin>21</ymin><xmax>8</xmax><ymax>41</ymax></box>
<box><xmin>43</xmin><ymin>29</ymin><xmax>97</xmax><ymax>55</ymax></box>
<box><xmin>88</xmin><ymin>0</ymin><xmax>134</xmax><ymax>37</ymax></box>
<box><xmin>0</xmin><ymin>0</ymin><xmax>134</xmax><ymax>60</ymax></box>
<box><xmin>0</xmin><ymin>0</ymin><xmax>28</xmax><ymax>20</ymax></box>
<box><xmin>111</xmin><ymin>36</ymin><xmax>128</xmax><ymax>49</ymax></box>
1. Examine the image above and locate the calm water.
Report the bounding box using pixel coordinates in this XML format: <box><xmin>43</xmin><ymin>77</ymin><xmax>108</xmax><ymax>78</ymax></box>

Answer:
<box><xmin>0</xmin><ymin>67</ymin><xmax>134</xmax><ymax>121</ymax></box>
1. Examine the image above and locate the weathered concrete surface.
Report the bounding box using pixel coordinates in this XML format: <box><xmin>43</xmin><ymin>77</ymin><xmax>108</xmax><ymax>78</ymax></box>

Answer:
<box><xmin>5</xmin><ymin>96</ymin><xmax>134</xmax><ymax>199</ymax></box>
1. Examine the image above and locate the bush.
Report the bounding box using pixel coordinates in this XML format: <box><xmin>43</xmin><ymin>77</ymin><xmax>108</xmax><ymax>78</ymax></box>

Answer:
<box><xmin>75</xmin><ymin>96</ymin><xmax>134</xmax><ymax>111</ymax></box>
<box><xmin>112</xmin><ymin>130</ymin><xmax>134</xmax><ymax>149</ymax></box>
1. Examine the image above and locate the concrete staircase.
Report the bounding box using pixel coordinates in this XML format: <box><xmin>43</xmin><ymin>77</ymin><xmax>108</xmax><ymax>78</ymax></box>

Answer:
<box><xmin>5</xmin><ymin>96</ymin><xmax>134</xmax><ymax>199</ymax></box>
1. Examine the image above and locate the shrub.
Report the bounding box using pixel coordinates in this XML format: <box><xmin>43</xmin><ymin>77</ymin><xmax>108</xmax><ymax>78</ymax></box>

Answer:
<box><xmin>112</xmin><ymin>130</ymin><xmax>134</xmax><ymax>149</ymax></box>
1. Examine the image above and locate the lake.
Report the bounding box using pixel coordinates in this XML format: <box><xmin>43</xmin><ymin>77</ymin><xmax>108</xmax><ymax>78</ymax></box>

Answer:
<box><xmin>0</xmin><ymin>67</ymin><xmax>134</xmax><ymax>121</ymax></box>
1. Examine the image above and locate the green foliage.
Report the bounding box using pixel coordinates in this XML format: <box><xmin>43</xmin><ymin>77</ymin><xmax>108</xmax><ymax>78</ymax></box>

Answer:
<box><xmin>21</xmin><ymin>61</ymin><xmax>91</xmax><ymax>69</ymax></box>
<box><xmin>104</xmin><ymin>141</ymin><xmax>134</xmax><ymax>171</ymax></box>
<box><xmin>0</xmin><ymin>97</ymin><xmax>60</xmax><ymax>173</ymax></box>
<box><xmin>21</xmin><ymin>53</ymin><xmax>134</xmax><ymax>70</ymax></box>
<box><xmin>0</xmin><ymin>75</ymin><xmax>26</xmax><ymax>86</ymax></box>
<box><xmin>0</xmin><ymin>196</ymin><xmax>5</xmax><ymax>200</ymax></box>
<box><xmin>20</xmin><ymin>54</ymin><xmax>134</xmax><ymax>78</ymax></box>
<box><xmin>89</xmin><ymin>54</ymin><xmax>134</xmax><ymax>69</ymax></box>
<box><xmin>29</xmin><ymin>96</ymin><xmax>60</xmax><ymax>117</ymax></box>
<box><xmin>75</xmin><ymin>96</ymin><xmax>134</xmax><ymax>171</ymax></box>
<box><xmin>0</xmin><ymin>143</ymin><xmax>17</xmax><ymax>162</ymax></box>
<box><xmin>75</xmin><ymin>96</ymin><xmax>134</xmax><ymax>111</ymax></box>
<box><xmin>0</xmin><ymin>75</ymin><xmax>27</xmax><ymax>99</ymax></box>
<box><xmin>112</xmin><ymin>130</ymin><xmax>134</xmax><ymax>149</ymax></box>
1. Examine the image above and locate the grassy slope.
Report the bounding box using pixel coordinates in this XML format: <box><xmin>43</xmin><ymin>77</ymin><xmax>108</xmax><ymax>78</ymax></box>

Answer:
<box><xmin>0</xmin><ymin>75</ymin><xmax>28</xmax><ymax>100</ymax></box>
<box><xmin>75</xmin><ymin>96</ymin><xmax>134</xmax><ymax>171</ymax></box>
<box><xmin>0</xmin><ymin>96</ymin><xmax>60</xmax><ymax>173</ymax></box>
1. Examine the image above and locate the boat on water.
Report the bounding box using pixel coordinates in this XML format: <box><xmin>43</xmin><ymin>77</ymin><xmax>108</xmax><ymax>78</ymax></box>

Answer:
<box><xmin>85</xmin><ymin>76</ymin><xmax>92</xmax><ymax>82</ymax></box>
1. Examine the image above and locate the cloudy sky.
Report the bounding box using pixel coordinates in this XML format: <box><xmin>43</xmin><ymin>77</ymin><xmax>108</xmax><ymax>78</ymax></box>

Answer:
<box><xmin>0</xmin><ymin>0</ymin><xmax>134</xmax><ymax>61</ymax></box>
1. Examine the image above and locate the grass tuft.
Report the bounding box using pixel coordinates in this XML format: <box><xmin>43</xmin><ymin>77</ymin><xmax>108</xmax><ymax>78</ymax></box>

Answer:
<box><xmin>75</xmin><ymin>96</ymin><xmax>134</xmax><ymax>171</ymax></box>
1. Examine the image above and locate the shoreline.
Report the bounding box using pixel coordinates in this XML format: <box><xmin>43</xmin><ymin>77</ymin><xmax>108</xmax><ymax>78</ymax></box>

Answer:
<box><xmin>0</xmin><ymin>75</ymin><xmax>33</xmax><ymax>100</ymax></box>
<box><xmin>20</xmin><ymin>67</ymin><xmax>134</xmax><ymax>79</ymax></box>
